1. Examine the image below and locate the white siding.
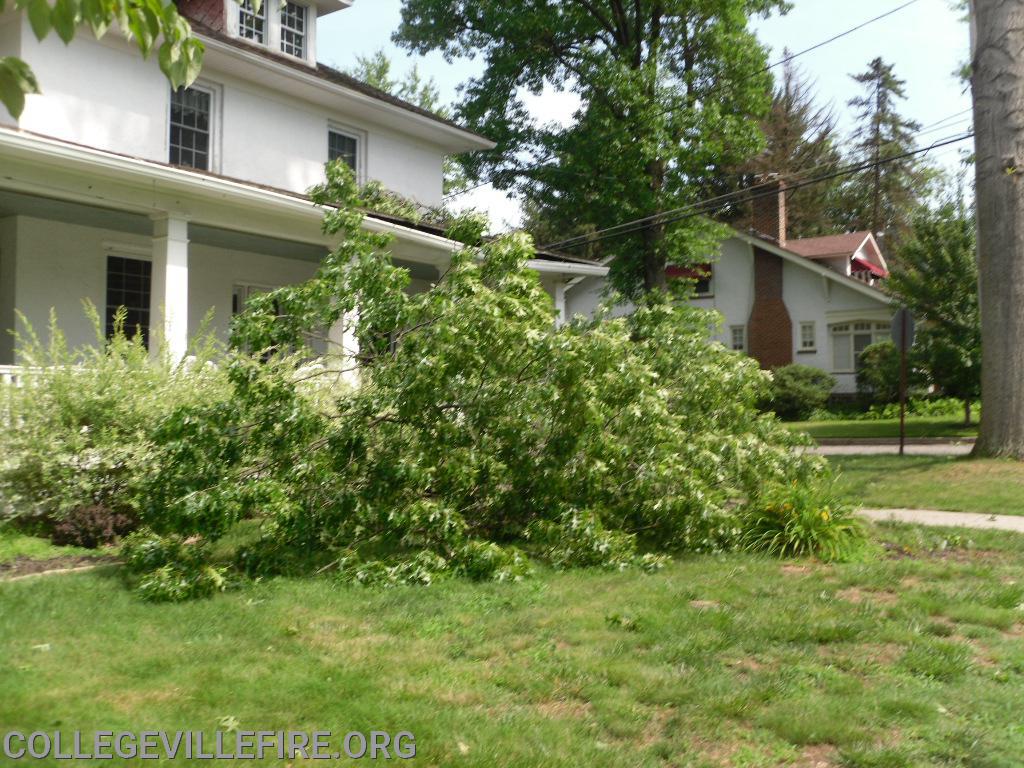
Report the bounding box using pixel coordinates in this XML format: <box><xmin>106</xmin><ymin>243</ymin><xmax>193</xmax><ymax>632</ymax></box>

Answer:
<box><xmin>3</xmin><ymin>216</ymin><xmax>322</xmax><ymax>359</ymax></box>
<box><xmin>3</xmin><ymin>17</ymin><xmax>446</xmax><ymax>204</ymax></box>
<box><xmin>563</xmin><ymin>236</ymin><xmax>893</xmax><ymax>394</ymax></box>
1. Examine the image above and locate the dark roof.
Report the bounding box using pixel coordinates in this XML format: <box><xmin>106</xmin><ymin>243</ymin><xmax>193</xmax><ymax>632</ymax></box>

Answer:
<box><xmin>188</xmin><ymin>19</ymin><xmax>491</xmax><ymax>144</ymax></box>
<box><xmin>366</xmin><ymin>210</ymin><xmax>601</xmax><ymax>266</ymax></box>
<box><xmin>787</xmin><ymin>231</ymin><xmax>873</xmax><ymax>259</ymax></box>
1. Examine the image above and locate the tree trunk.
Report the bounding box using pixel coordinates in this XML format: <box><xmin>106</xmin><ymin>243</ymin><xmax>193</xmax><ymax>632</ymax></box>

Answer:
<box><xmin>642</xmin><ymin>158</ymin><xmax>668</xmax><ymax>293</ymax></box>
<box><xmin>971</xmin><ymin>0</ymin><xmax>1024</xmax><ymax>458</ymax></box>
<box><xmin>965</xmin><ymin>398</ymin><xmax>972</xmax><ymax>426</ymax></box>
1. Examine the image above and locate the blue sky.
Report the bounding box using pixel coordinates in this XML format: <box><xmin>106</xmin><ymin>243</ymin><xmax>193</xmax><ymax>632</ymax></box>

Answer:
<box><xmin>317</xmin><ymin>0</ymin><xmax>972</xmax><ymax>228</ymax></box>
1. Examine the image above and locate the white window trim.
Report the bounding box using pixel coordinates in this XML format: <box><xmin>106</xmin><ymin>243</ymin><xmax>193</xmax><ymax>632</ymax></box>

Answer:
<box><xmin>167</xmin><ymin>79</ymin><xmax>223</xmax><ymax>174</ymax></box>
<box><xmin>224</xmin><ymin>0</ymin><xmax>317</xmax><ymax>66</ymax></box>
<box><xmin>799</xmin><ymin>321</ymin><xmax>817</xmax><ymax>353</ymax></box>
<box><xmin>829</xmin><ymin>321</ymin><xmax>891</xmax><ymax>374</ymax></box>
<box><xmin>327</xmin><ymin>122</ymin><xmax>367</xmax><ymax>184</ymax></box>
<box><xmin>730</xmin><ymin>324</ymin><xmax>747</xmax><ymax>353</ymax></box>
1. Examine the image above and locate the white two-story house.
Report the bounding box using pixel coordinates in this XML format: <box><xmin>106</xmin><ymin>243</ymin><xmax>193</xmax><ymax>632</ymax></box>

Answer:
<box><xmin>0</xmin><ymin>0</ymin><xmax>606</xmax><ymax>367</ymax></box>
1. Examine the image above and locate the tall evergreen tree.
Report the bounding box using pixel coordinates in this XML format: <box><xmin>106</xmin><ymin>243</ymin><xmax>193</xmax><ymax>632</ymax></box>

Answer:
<box><xmin>395</xmin><ymin>1</ymin><xmax>786</xmax><ymax>299</ymax></box>
<box><xmin>836</xmin><ymin>57</ymin><xmax>929</xmax><ymax>245</ymax></box>
<box><xmin>742</xmin><ymin>57</ymin><xmax>844</xmax><ymax>238</ymax></box>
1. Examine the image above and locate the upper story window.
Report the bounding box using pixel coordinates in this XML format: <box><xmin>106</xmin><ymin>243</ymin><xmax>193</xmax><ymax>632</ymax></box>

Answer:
<box><xmin>328</xmin><ymin>129</ymin><xmax>359</xmax><ymax>173</ymax></box>
<box><xmin>169</xmin><ymin>86</ymin><xmax>212</xmax><ymax>170</ymax></box>
<box><xmin>238</xmin><ymin>0</ymin><xmax>266</xmax><ymax>43</ymax></box>
<box><xmin>279</xmin><ymin>2</ymin><xmax>307</xmax><ymax>58</ymax></box>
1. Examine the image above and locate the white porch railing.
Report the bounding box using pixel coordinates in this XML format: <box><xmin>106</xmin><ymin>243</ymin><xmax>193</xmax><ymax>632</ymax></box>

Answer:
<box><xmin>0</xmin><ymin>365</ymin><xmax>24</xmax><ymax>387</ymax></box>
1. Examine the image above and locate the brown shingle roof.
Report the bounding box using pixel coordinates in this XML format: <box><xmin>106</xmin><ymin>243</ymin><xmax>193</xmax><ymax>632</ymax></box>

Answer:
<box><xmin>786</xmin><ymin>231</ymin><xmax>872</xmax><ymax>259</ymax></box>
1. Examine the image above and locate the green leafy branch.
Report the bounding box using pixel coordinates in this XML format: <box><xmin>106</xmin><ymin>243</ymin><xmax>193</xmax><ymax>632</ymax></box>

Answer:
<box><xmin>0</xmin><ymin>0</ymin><xmax>204</xmax><ymax>117</ymax></box>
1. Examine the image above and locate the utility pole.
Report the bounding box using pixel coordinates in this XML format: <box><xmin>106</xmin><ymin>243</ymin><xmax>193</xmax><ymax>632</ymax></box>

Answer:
<box><xmin>971</xmin><ymin>0</ymin><xmax>1024</xmax><ymax>459</ymax></box>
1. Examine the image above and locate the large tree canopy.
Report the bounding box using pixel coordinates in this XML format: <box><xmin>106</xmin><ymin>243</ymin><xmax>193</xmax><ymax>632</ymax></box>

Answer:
<box><xmin>396</xmin><ymin>0</ymin><xmax>788</xmax><ymax>299</ymax></box>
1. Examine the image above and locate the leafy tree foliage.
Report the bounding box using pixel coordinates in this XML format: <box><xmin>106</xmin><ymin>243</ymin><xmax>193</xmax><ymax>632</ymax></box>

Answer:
<box><xmin>0</xmin><ymin>0</ymin><xmax>202</xmax><ymax>117</ymax></box>
<box><xmin>834</xmin><ymin>57</ymin><xmax>931</xmax><ymax>246</ymax></box>
<box><xmin>740</xmin><ymin>57</ymin><xmax>844</xmax><ymax>238</ymax></box>
<box><xmin>887</xmin><ymin>197</ymin><xmax>980</xmax><ymax>424</ymax></box>
<box><xmin>394</xmin><ymin>0</ymin><xmax>788</xmax><ymax>299</ymax></box>
<box><xmin>124</xmin><ymin>162</ymin><xmax>835</xmax><ymax>593</ymax></box>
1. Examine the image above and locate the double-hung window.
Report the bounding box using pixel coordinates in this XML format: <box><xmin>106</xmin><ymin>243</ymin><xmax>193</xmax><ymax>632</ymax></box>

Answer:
<box><xmin>169</xmin><ymin>86</ymin><xmax>212</xmax><ymax>170</ymax></box>
<box><xmin>238</xmin><ymin>0</ymin><xmax>266</xmax><ymax>43</ymax></box>
<box><xmin>279</xmin><ymin>2</ymin><xmax>307</xmax><ymax>58</ymax></box>
<box><xmin>730</xmin><ymin>325</ymin><xmax>747</xmax><ymax>352</ymax></box>
<box><xmin>800</xmin><ymin>322</ymin><xmax>816</xmax><ymax>352</ymax></box>
<box><xmin>328</xmin><ymin>129</ymin><xmax>359</xmax><ymax>173</ymax></box>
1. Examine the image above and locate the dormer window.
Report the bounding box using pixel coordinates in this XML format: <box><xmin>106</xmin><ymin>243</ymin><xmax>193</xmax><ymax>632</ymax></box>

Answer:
<box><xmin>279</xmin><ymin>2</ymin><xmax>307</xmax><ymax>58</ymax></box>
<box><xmin>238</xmin><ymin>0</ymin><xmax>266</xmax><ymax>43</ymax></box>
<box><xmin>224</xmin><ymin>0</ymin><xmax>316</xmax><ymax>65</ymax></box>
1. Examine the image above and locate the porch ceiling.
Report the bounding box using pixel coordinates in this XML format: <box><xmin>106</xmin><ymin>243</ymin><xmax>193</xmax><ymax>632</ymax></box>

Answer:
<box><xmin>0</xmin><ymin>189</ymin><xmax>151</xmax><ymax>235</ymax></box>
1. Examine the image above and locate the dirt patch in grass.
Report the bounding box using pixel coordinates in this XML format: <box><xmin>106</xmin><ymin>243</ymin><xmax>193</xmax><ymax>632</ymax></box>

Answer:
<box><xmin>689</xmin><ymin>599</ymin><xmax>720</xmax><ymax>610</ymax></box>
<box><xmin>781</xmin><ymin>564</ymin><xmax>814</xmax><ymax>575</ymax></box>
<box><xmin>837</xmin><ymin>587</ymin><xmax>899</xmax><ymax>606</ymax></box>
<box><xmin>0</xmin><ymin>554</ymin><xmax>117</xmax><ymax>580</ymax></box>
<box><xmin>798</xmin><ymin>744</ymin><xmax>839</xmax><ymax>768</ymax></box>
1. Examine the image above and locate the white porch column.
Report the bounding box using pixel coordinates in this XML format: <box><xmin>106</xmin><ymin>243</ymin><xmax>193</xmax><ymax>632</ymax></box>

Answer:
<box><xmin>553</xmin><ymin>281</ymin><xmax>568</xmax><ymax>327</ymax></box>
<box><xmin>150</xmin><ymin>214</ymin><xmax>190</xmax><ymax>362</ymax></box>
<box><xmin>327</xmin><ymin>309</ymin><xmax>360</xmax><ymax>388</ymax></box>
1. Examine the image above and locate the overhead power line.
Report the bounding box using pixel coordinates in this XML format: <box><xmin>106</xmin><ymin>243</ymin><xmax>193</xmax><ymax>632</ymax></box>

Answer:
<box><xmin>540</xmin><ymin>131</ymin><xmax>975</xmax><ymax>252</ymax></box>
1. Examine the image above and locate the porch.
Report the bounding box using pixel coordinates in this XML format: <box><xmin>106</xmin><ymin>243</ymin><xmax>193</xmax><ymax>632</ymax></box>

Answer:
<box><xmin>0</xmin><ymin>129</ymin><xmax>604</xmax><ymax>367</ymax></box>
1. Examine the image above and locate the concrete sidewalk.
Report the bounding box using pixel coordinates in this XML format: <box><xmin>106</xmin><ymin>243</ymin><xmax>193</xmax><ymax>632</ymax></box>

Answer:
<box><xmin>813</xmin><ymin>443</ymin><xmax>973</xmax><ymax>456</ymax></box>
<box><xmin>861</xmin><ymin>508</ymin><xmax>1024</xmax><ymax>532</ymax></box>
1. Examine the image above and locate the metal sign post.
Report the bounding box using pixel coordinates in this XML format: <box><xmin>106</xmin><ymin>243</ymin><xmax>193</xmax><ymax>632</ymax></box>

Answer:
<box><xmin>891</xmin><ymin>308</ymin><xmax>916</xmax><ymax>457</ymax></box>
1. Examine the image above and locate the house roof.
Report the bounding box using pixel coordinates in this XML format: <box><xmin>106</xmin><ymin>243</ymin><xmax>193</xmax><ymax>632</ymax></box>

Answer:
<box><xmin>187</xmin><ymin>20</ymin><xmax>494</xmax><ymax>150</ymax></box>
<box><xmin>736</xmin><ymin>229</ymin><xmax>893</xmax><ymax>305</ymax></box>
<box><xmin>786</xmin><ymin>231</ymin><xmax>873</xmax><ymax>259</ymax></box>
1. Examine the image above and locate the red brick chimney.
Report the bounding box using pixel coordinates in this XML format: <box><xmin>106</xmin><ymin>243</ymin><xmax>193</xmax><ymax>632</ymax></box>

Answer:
<box><xmin>746</xmin><ymin>175</ymin><xmax>792</xmax><ymax>369</ymax></box>
<box><xmin>749</xmin><ymin>175</ymin><xmax>787</xmax><ymax>248</ymax></box>
<box><xmin>175</xmin><ymin>0</ymin><xmax>226</xmax><ymax>31</ymax></box>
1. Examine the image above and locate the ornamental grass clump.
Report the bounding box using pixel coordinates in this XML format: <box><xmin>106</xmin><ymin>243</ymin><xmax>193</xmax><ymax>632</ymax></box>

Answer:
<box><xmin>741</xmin><ymin>480</ymin><xmax>867</xmax><ymax>562</ymax></box>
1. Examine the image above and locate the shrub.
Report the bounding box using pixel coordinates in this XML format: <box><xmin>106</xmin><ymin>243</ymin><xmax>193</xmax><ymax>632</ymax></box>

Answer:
<box><xmin>741</xmin><ymin>479</ymin><xmax>866</xmax><ymax>562</ymax></box>
<box><xmin>0</xmin><ymin>306</ymin><xmax>230</xmax><ymax>544</ymax></box>
<box><xmin>856</xmin><ymin>340</ymin><xmax>915</xmax><ymax>405</ymax></box>
<box><xmin>50</xmin><ymin>504</ymin><xmax>135</xmax><ymax>548</ymax></box>
<box><xmin>762</xmin><ymin>364</ymin><xmax>836</xmax><ymax>421</ymax></box>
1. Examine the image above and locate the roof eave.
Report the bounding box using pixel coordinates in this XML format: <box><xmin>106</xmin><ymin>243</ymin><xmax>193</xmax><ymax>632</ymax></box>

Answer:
<box><xmin>197</xmin><ymin>35</ymin><xmax>497</xmax><ymax>154</ymax></box>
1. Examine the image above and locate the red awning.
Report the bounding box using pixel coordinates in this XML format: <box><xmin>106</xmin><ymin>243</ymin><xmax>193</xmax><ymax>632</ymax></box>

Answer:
<box><xmin>851</xmin><ymin>257</ymin><xmax>888</xmax><ymax>278</ymax></box>
<box><xmin>666</xmin><ymin>263</ymin><xmax>712</xmax><ymax>280</ymax></box>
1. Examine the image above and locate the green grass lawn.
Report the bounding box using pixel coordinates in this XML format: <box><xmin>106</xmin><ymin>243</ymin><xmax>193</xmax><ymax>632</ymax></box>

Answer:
<box><xmin>4</xmin><ymin>524</ymin><xmax>1024</xmax><ymax>766</ymax></box>
<box><xmin>831</xmin><ymin>455</ymin><xmax>1024</xmax><ymax>516</ymax></box>
<box><xmin>0</xmin><ymin>526</ymin><xmax>97</xmax><ymax>564</ymax></box>
<box><xmin>787</xmin><ymin>416</ymin><xmax>978</xmax><ymax>440</ymax></box>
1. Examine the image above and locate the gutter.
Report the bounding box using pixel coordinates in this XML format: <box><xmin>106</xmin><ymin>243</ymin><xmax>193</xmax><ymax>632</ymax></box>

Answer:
<box><xmin>0</xmin><ymin>128</ymin><xmax>605</xmax><ymax>279</ymax></box>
